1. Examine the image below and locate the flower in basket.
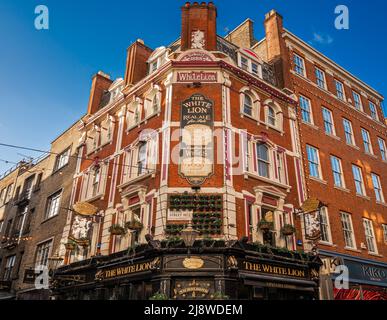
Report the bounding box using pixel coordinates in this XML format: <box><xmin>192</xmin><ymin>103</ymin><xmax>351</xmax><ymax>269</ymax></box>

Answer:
<box><xmin>125</xmin><ymin>219</ymin><xmax>143</xmax><ymax>231</ymax></box>
<box><xmin>281</xmin><ymin>224</ymin><xmax>296</xmax><ymax>236</ymax></box>
<box><xmin>77</xmin><ymin>237</ymin><xmax>90</xmax><ymax>247</ymax></box>
<box><xmin>108</xmin><ymin>224</ymin><xmax>126</xmax><ymax>236</ymax></box>
<box><xmin>257</xmin><ymin>219</ymin><xmax>274</xmax><ymax>231</ymax></box>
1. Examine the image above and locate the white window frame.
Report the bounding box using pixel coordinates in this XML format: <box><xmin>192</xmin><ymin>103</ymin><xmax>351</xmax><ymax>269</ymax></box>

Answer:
<box><xmin>294</xmin><ymin>54</ymin><xmax>306</xmax><ymax>77</ymax></box>
<box><xmin>299</xmin><ymin>95</ymin><xmax>313</xmax><ymax>124</ymax></box>
<box><xmin>306</xmin><ymin>145</ymin><xmax>322</xmax><ymax>179</ymax></box>
<box><xmin>369</xmin><ymin>101</ymin><xmax>379</xmax><ymax>121</ymax></box>
<box><xmin>319</xmin><ymin>207</ymin><xmax>332</xmax><ymax>244</ymax></box>
<box><xmin>371</xmin><ymin>173</ymin><xmax>385</xmax><ymax>203</ymax></box>
<box><xmin>322</xmin><ymin>107</ymin><xmax>336</xmax><ymax>135</ymax></box>
<box><xmin>256</xmin><ymin>143</ymin><xmax>270</xmax><ymax>178</ymax></box>
<box><xmin>352</xmin><ymin>91</ymin><xmax>363</xmax><ymax>111</ymax></box>
<box><xmin>340</xmin><ymin>212</ymin><xmax>356</xmax><ymax>249</ymax></box>
<box><xmin>378</xmin><ymin>138</ymin><xmax>387</xmax><ymax>161</ymax></box>
<box><xmin>55</xmin><ymin>148</ymin><xmax>70</xmax><ymax>171</ymax></box>
<box><xmin>352</xmin><ymin>165</ymin><xmax>366</xmax><ymax>196</ymax></box>
<box><xmin>383</xmin><ymin>224</ymin><xmax>387</xmax><ymax>244</ymax></box>
<box><xmin>361</xmin><ymin>128</ymin><xmax>373</xmax><ymax>154</ymax></box>
<box><xmin>330</xmin><ymin>156</ymin><xmax>345</xmax><ymax>188</ymax></box>
<box><xmin>315</xmin><ymin>67</ymin><xmax>327</xmax><ymax>89</ymax></box>
<box><xmin>343</xmin><ymin>118</ymin><xmax>355</xmax><ymax>146</ymax></box>
<box><xmin>335</xmin><ymin>80</ymin><xmax>346</xmax><ymax>101</ymax></box>
<box><xmin>363</xmin><ymin>218</ymin><xmax>378</xmax><ymax>254</ymax></box>
<box><xmin>45</xmin><ymin>190</ymin><xmax>62</xmax><ymax>219</ymax></box>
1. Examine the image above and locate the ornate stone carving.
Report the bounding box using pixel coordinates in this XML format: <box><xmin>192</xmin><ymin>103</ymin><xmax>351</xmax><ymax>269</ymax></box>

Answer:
<box><xmin>191</xmin><ymin>30</ymin><xmax>205</xmax><ymax>49</ymax></box>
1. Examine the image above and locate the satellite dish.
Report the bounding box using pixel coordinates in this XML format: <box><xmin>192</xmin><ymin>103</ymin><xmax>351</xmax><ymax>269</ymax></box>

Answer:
<box><xmin>73</xmin><ymin>202</ymin><xmax>98</xmax><ymax>216</ymax></box>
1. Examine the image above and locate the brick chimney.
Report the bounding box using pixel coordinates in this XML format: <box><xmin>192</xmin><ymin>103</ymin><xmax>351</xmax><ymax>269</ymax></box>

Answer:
<box><xmin>263</xmin><ymin>10</ymin><xmax>291</xmax><ymax>90</ymax></box>
<box><xmin>124</xmin><ymin>39</ymin><xmax>153</xmax><ymax>87</ymax></box>
<box><xmin>181</xmin><ymin>2</ymin><xmax>217</xmax><ymax>51</ymax></box>
<box><xmin>264</xmin><ymin>10</ymin><xmax>284</xmax><ymax>62</ymax></box>
<box><xmin>87</xmin><ymin>71</ymin><xmax>113</xmax><ymax>115</ymax></box>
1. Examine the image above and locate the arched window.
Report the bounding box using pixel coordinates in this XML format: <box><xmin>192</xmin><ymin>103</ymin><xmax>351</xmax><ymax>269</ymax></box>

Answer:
<box><xmin>243</xmin><ymin>94</ymin><xmax>253</xmax><ymax>116</ymax></box>
<box><xmin>267</xmin><ymin>106</ymin><xmax>276</xmax><ymax>126</ymax></box>
<box><xmin>264</xmin><ymin>100</ymin><xmax>283</xmax><ymax>130</ymax></box>
<box><xmin>257</xmin><ymin>143</ymin><xmax>270</xmax><ymax>178</ymax></box>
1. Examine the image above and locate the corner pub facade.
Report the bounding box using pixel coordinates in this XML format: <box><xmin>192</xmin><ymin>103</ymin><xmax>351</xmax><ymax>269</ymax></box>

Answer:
<box><xmin>52</xmin><ymin>2</ymin><xmax>322</xmax><ymax>300</ymax></box>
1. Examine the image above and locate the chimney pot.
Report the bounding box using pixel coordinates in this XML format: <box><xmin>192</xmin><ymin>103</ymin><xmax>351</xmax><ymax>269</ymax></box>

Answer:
<box><xmin>185</xmin><ymin>2</ymin><xmax>190</xmax><ymax>7</ymax></box>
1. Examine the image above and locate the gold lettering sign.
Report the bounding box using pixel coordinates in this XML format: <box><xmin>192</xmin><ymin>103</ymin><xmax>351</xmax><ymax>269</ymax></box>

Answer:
<box><xmin>242</xmin><ymin>261</ymin><xmax>307</xmax><ymax>279</ymax></box>
<box><xmin>182</xmin><ymin>257</ymin><xmax>204</xmax><ymax>269</ymax></box>
<box><xmin>95</xmin><ymin>260</ymin><xmax>155</xmax><ymax>280</ymax></box>
<box><xmin>173</xmin><ymin>280</ymin><xmax>211</xmax><ymax>299</ymax></box>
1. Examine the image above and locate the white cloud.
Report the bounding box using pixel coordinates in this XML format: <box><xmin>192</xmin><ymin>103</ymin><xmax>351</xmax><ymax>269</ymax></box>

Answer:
<box><xmin>310</xmin><ymin>32</ymin><xmax>334</xmax><ymax>45</ymax></box>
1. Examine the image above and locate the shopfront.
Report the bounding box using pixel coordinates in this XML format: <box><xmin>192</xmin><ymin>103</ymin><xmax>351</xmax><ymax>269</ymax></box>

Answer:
<box><xmin>52</xmin><ymin>241</ymin><xmax>321</xmax><ymax>300</ymax></box>
<box><xmin>320</xmin><ymin>250</ymin><xmax>387</xmax><ymax>300</ymax></box>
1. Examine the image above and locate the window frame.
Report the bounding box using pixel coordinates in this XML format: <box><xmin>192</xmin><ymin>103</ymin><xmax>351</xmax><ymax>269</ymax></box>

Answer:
<box><xmin>243</xmin><ymin>93</ymin><xmax>253</xmax><ymax>117</ymax></box>
<box><xmin>363</xmin><ymin>218</ymin><xmax>378</xmax><ymax>254</ymax></box>
<box><xmin>371</xmin><ymin>173</ymin><xmax>385</xmax><ymax>203</ymax></box>
<box><xmin>35</xmin><ymin>239</ymin><xmax>53</xmax><ymax>267</ymax></box>
<box><xmin>340</xmin><ymin>212</ymin><xmax>356</xmax><ymax>249</ymax></box>
<box><xmin>306</xmin><ymin>145</ymin><xmax>322</xmax><ymax>179</ymax></box>
<box><xmin>343</xmin><ymin>118</ymin><xmax>355</xmax><ymax>146</ymax></box>
<box><xmin>315</xmin><ymin>67</ymin><xmax>327</xmax><ymax>89</ymax></box>
<box><xmin>378</xmin><ymin>138</ymin><xmax>387</xmax><ymax>161</ymax></box>
<box><xmin>293</xmin><ymin>54</ymin><xmax>306</xmax><ymax>77</ymax></box>
<box><xmin>322</xmin><ymin>107</ymin><xmax>336</xmax><ymax>135</ymax></box>
<box><xmin>319</xmin><ymin>207</ymin><xmax>332</xmax><ymax>244</ymax></box>
<box><xmin>54</xmin><ymin>147</ymin><xmax>70</xmax><ymax>172</ymax></box>
<box><xmin>361</xmin><ymin>128</ymin><xmax>373</xmax><ymax>154</ymax></box>
<box><xmin>299</xmin><ymin>95</ymin><xmax>313</xmax><ymax>124</ymax></box>
<box><xmin>330</xmin><ymin>155</ymin><xmax>345</xmax><ymax>188</ymax></box>
<box><xmin>382</xmin><ymin>224</ymin><xmax>387</xmax><ymax>244</ymax></box>
<box><xmin>335</xmin><ymin>80</ymin><xmax>346</xmax><ymax>101</ymax></box>
<box><xmin>352</xmin><ymin>91</ymin><xmax>363</xmax><ymax>111</ymax></box>
<box><xmin>256</xmin><ymin>143</ymin><xmax>270</xmax><ymax>178</ymax></box>
<box><xmin>369</xmin><ymin>101</ymin><xmax>378</xmax><ymax>121</ymax></box>
<box><xmin>45</xmin><ymin>190</ymin><xmax>62</xmax><ymax>220</ymax></box>
<box><xmin>352</xmin><ymin>165</ymin><xmax>366</xmax><ymax>196</ymax></box>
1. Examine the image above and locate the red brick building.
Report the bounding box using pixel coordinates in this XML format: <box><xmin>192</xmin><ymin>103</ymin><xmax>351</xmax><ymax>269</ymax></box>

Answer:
<box><xmin>258</xmin><ymin>10</ymin><xmax>387</xmax><ymax>299</ymax></box>
<box><xmin>53</xmin><ymin>2</ymin><xmax>321</xmax><ymax>300</ymax></box>
<box><xmin>51</xmin><ymin>2</ymin><xmax>386</xmax><ymax>300</ymax></box>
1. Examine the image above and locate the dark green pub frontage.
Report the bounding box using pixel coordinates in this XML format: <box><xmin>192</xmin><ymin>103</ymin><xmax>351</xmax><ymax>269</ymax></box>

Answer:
<box><xmin>51</xmin><ymin>239</ymin><xmax>322</xmax><ymax>300</ymax></box>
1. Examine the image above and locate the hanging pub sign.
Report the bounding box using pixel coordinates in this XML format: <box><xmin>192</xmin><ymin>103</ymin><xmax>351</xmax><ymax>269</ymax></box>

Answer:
<box><xmin>302</xmin><ymin>198</ymin><xmax>323</xmax><ymax>241</ymax></box>
<box><xmin>179</xmin><ymin>94</ymin><xmax>214</xmax><ymax>185</ymax></box>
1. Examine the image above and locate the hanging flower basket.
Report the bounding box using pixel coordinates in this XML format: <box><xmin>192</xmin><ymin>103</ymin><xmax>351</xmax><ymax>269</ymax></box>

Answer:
<box><xmin>125</xmin><ymin>220</ymin><xmax>143</xmax><ymax>231</ymax></box>
<box><xmin>258</xmin><ymin>219</ymin><xmax>274</xmax><ymax>231</ymax></box>
<box><xmin>77</xmin><ymin>238</ymin><xmax>90</xmax><ymax>247</ymax></box>
<box><xmin>109</xmin><ymin>224</ymin><xmax>126</xmax><ymax>236</ymax></box>
<box><xmin>281</xmin><ymin>224</ymin><xmax>296</xmax><ymax>236</ymax></box>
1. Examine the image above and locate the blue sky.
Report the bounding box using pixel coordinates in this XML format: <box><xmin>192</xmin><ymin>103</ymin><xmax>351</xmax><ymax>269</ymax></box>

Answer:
<box><xmin>0</xmin><ymin>0</ymin><xmax>386</xmax><ymax>174</ymax></box>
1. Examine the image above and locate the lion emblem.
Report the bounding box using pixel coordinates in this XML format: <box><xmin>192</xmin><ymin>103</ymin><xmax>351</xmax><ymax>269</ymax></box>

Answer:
<box><xmin>191</xmin><ymin>30</ymin><xmax>205</xmax><ymax>49</ymax></box>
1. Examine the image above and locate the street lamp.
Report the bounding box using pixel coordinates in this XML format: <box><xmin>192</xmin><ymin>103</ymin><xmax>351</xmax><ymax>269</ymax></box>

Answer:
<box><xmin>180</xmin><ymin>223</ymin><xmax>200</xmax><ymax>256</ymax></box>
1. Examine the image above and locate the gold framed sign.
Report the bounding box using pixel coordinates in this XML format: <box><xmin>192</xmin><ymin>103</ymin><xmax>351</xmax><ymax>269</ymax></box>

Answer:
<box><xmin>179</xmin><ymin>94</ymin><xmax>214</xmax><ymax>185</ymax></box>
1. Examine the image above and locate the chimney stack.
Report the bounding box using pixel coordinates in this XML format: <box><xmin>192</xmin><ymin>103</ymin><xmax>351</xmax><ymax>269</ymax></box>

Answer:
<box><xmin>124</xmin><ymin>39</ymin><xmax>153</xmax><ymax>87</ymax></box>
<box><xmin>264</xmin><ymin>10</ymin><xmax>284</xmax><ymax>62</ymax></box>
<box><xmin>87</xmin><ymin>71</ymin><xmax>113</xmax><ymax>115</ymax></box>
<box><xmin>181</xmin><ymin>2</ymin><xmax>217</xmax><ymax>51</ymax></box>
